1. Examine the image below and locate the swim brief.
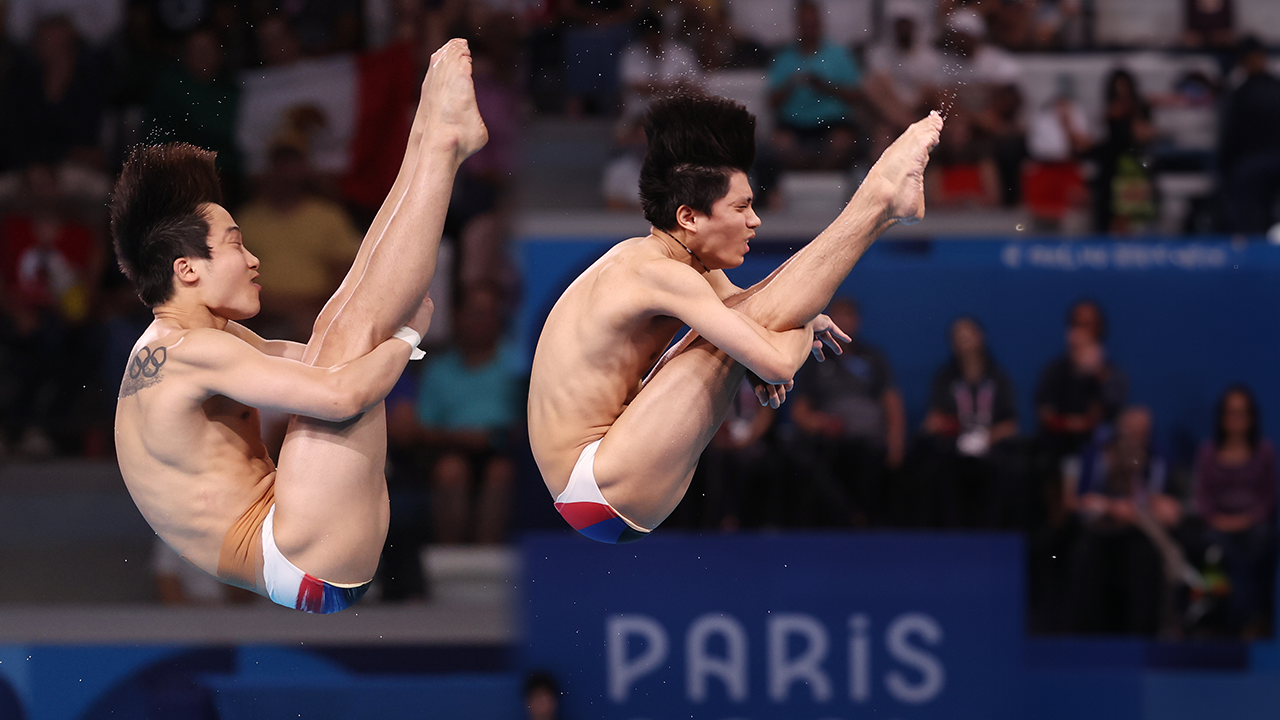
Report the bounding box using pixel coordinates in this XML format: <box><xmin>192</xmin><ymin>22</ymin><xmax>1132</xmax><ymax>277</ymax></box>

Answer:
<box><xmin>553</xmin><ymin>439</ymin><xmax>651</xmax><ymax>544</ymax></box>
<box><xmin>262</xmin><ymin>506</ymin><xmax>371</xmax><ymax>614</ymax></box>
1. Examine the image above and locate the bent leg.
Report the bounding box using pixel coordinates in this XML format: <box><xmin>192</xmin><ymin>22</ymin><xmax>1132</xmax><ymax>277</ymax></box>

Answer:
<box><xmin>272</xmin><ymin>40</ymin><xmax>487</xmax><ymax>583</ymax></box>
<box><xmin>591</xmin><ymin>115</ymin><xmax>943</xmax><ymax>530</ymax></box>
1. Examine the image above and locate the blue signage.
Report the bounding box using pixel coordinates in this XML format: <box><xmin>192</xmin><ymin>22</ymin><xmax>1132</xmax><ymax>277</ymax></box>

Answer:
<box><xmin>522</xmin><ymin>533</ymin><xmax>1023</xmax><ymax>720</ymax></box>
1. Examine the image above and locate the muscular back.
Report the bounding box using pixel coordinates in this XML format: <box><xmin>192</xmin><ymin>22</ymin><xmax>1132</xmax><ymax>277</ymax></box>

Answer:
<box><xmin>528</xmin><ymin>238</ymin><xmax>692</xmax><ymax>493</ymax></box>
<box><xmin>115</xmin><ymin>323</ymin><xmax>275</xmax><ymax>586</ymax></box>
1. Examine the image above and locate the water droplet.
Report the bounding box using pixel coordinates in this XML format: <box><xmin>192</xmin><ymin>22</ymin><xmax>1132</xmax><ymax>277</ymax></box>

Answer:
<box><xmin>1016</xmin><ymin>224</ymin><xmax>1024</xmax><ymax>231</ymax></box>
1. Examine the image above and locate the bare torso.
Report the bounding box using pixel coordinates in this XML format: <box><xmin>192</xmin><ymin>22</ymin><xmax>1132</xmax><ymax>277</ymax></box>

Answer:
<box><xmin>115</xmin><ymin>322</ymin><xmax>276</xmax><ymax>589</ymax></box>
<box><xmin>528</xmin><ymin>237</ymin><xmax>712</xmax><ymax>493</ymax></box>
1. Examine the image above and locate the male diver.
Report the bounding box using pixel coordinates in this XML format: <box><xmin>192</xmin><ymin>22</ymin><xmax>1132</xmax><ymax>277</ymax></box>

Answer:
<box><xmin>112</xmin><ymin>40</ymin><xmax>487</xmax><ymax>612</ymax></box>
<box><xmin>528</xmin><ymin>95</ymin><xmax>942</xmax><ymax>543</ymax></box>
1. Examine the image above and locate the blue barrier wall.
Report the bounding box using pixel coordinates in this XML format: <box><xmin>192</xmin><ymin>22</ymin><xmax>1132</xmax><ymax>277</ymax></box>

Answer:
<box><xmin>521</xmin><ymin>533</ymin><xmax>1280</xmax><ymax>720</ymax></box>
<box><xmin>517</xmin><ymin>237</ymin><xmax>1280</xmax><ymax>459</ymax></box>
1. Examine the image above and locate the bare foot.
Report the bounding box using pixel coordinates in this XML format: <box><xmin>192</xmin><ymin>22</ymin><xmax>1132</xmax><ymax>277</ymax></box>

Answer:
<box><xmin>863</xmin><ymin>111</ymin><xmax>943</xmax><ymax>225</ymax></box>
<box><xmin>419</xmin><ymin>39</ymin><xmax>489</xmax><ymax>162</ymax></box>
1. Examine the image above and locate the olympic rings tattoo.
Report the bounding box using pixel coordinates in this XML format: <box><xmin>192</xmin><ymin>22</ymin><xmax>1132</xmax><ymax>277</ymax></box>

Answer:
<box><xmin>129</xmin><ymin>346</ymin><xmax>167</xmax><ymax>380</ymax></box>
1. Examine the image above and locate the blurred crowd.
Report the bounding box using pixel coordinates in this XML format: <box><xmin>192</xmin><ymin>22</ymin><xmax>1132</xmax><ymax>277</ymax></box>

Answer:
<box><xmin>0</xmin><ymin>0</ymin><xmax>1275</xmax><ymax>640</ymax></box>
<box><xmin>664</xmin><ymin>296</ymin><xmax>1275</xmax><ymax>641</ymax></box>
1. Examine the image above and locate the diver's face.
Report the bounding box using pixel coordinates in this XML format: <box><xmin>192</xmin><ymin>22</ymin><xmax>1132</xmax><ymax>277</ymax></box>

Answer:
<box><xmin>691</xmin><ymin>171</ymin><xmax>760</xmax><ymax>270</ymax></box>
<box><xmin>198</xmin><ymin>203</ymin><xmax>261</xmax><ymax>320</ymax></box>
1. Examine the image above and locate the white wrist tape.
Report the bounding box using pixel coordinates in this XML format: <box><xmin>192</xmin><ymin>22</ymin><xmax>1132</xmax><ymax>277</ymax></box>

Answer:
<box><xmin>392</xmin><ymin>326</ymin><xmax>426</xmax><ymax>360</ymax></box>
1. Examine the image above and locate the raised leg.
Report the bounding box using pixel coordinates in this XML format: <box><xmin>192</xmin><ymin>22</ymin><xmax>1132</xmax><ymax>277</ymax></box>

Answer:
<box><xmin>270</xmin><ymin>39</ymin><xmax>488</xmax><ymax>584</ymax></box>
<box><xmin>593</xmin><ymin>114</ymin><xmax>942</xmax><ymax>529</ymax></box>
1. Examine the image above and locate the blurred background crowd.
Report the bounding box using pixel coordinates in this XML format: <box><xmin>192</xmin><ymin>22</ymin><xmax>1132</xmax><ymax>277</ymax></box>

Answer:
<box><xmin>1</xmin><ymin>0</ymin><xmax>1278</xmax><ymax>643</ymax></box>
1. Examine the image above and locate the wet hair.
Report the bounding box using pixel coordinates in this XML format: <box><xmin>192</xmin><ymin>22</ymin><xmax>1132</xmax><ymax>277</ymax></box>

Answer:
<box><xmin>110</xmin><ymin>144</ymin><xmax>223</xmax><ymax>307</ymax></box>
<box><xmin>639</xmin><ymin>94</ymin><xmax>756</xmax><ymax>231</ymax></box>
<box><xmin>1214</xmin><ymin>384</ymin><xmax>1261</xmax><ymax>450</ymax></box>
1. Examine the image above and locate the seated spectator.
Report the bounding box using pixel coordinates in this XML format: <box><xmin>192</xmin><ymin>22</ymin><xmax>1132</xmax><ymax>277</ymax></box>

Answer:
<box><xmin>618</xmin><ymin>10</ymin><xmax>701</xmax><ymax>123</ymax></box>
<box><xmin>1182</xmin><ymin>0</ymin><xmax>1234</xmax><ymax>53</ymax></box>
<box><xmin>765</xmin><ymin>0</ymin><xmax>869</xmax><ymax>172</ymax></box>
<box><xmin>790</xmin><ymin>297</ymin><xmax>905</xmax><ymax>527</ymax></box>
<box><xmin>235</xmin><ymin>128</ymin><xmax>361</xmax><ymax>344</ymax></box>
<box><xmin>689</xmin><ymin>3</ymin><xmax>767</xmax><ymax>72</ymax></box>
<box><xmin>918</xmin><ymin>316</ymin><xmax>1019</xmax><ymax>527</ymax></box>
<box><xmin>1092</xmin><ymin>68</ymin><xmax>1157</xmax><ymax>235</ymax></box>
<box><xmin>2</xmin><ymin>15</ymin><xmax>107</xmax><ymax>183</ymax></box>
<box><xmin>864</xmin><ymin>0</ymin><xmax>945</xmax><ymax>134</ymax></box>
<box><xmin>402</xmin><ymin>283</ymin><xmax>523</xmax><ymax>545</ymax></box>
<box><xmin>0</xmin><ymin>162</ymin><xmax>102</xmax><ymax>456</ymax></box>
<box><xmin>559</xmin><ymin>0</ymin><xmax>635</xmax><ymax>116</ymax></box>
<box><xmin>672</xmin><ymin>378</ymin><xmax>778</xmax><ymax>532</ymax></box>
<box><xmin>1069</xmin><ymin>406</ymin><xmax>1182</xmax><ymax>635</ymax></box>
<box><xmin>931</xmin><ymin>9</ymin><xmax>1025</xmax><ymax>207</ymax></box>
<box><xmin>1024</xmin><ymin>74</ymin><xmax>1091</xmax><ymax>228</ymax></box>
<box><xmin>144</xmin><ymin>25</ymin><xmax>244</xmax><ymax>203</ymax></box>
<box><xmin>1037</xmin><ymin>299</ymin><xmax>1127</xmax><ymax>463</ymax></box>
<box><xmin>1218</xmin><ymin>36</ymin><xmax>1280</xmax><ymax>235</ymax></box>
<box><xmin>1032</xmin><ymin>0</ymin><xmax>1092</xmax><ymax>50</ymax></box>
<box><xmin>1193</xmin><ymin>385</ymin><xmax>1276</xmax><ymax>636</ymax></box>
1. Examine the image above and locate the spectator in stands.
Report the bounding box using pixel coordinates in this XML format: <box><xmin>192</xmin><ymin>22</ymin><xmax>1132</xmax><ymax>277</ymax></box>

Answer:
<box><xmin>1037</xmin><ymin>299</ymin><xmax>1127</xmax><ymax>462</ymax></box>
<box><xmin>1069</xmin><ymin>406</ymin><xmax>1181</xmax><ymax>635</ymax></box>
<box><xmin>604</xmin><ymin>10</ymin><xmax>702</xmax><ymax>213</ymax></box>
<box><xmin>2</xmin><ymin>15</ymin><xmax>106</xmax><ymax>178</ymax></box>
<box><xmin>766</xmin><ymin>0</ymin><xmax>869</xmax><ymax>172</ymax></box>
<box><xmin>618</xmin><ymin>9</ymin><xmax>702</xmax><ymax>123</ymax></box>
<box><xmin>1218</xmin><ymin>36</ymin><xmax>1280</xmax><ymax>235</ymax></box>
<box><xmin>235</xmin><ymin>126</ymin><xmax>361</xmax><ymax>343</ymax></box>
<box><xmin>406</xmin><ymin>283</ymin><xmax>523</xmax><ymax>545</ymax></box>
<box><xmin>524</xmin><ymin>671</ymin><xmax>561</xmax><ymax>720</ymax></box>
<box><xmin>689</xmin><ymin>3</ymin><xmax>767</xmax><ymax>72</ymax></box>
<box><xmin>0</xmin><ymin>4</ymin><xmax>20</xmax><ymax>174</ymax></box>
<box><xmin>675</xmin><ymin>378</ymin><xmax>778</xmax><ymax>532</ymax></box>
<box><xmin>450</xmin><ymin>14</ymin><xmax>523</xmax><ymax>294</ymax></box>
<box><xmin>1182</xmin><ymin>0</ymin><xmax>1234</xmax><ymax>56</ymax></box>
<box><xmin>144</xmin><ymin>25</ymin><xmax>244</xmax><ymax>204</ymax></box>
<box><xmin>1194</xmin><ymin>385</ymin><xmax>1276</xmax><ymax>636</ymax></box>
<box><xmin>1024</xmin><ymin>74</ymin><xmax>1091</xmax><ymax>229</ymax></box>
<box><xmin>790</xmin><ymin>297</ymin><xmax>905</xmax><ymax>527</ymax></box>
<box><xmin>559</xmin><ymin>0</ymin><xmax>635</xmax><ymax>116</ymax></box>
<box><xmin>1032</xmin><ymin>0</ymin><xmax>1093</xmax><ymax>50</ymax></box>
<box><xmin>285</xmin><ymin>0</ymin><xmax>362</xmax><ymax>57</ymax></box>
<box><xmin>1092</xmin><ymin>68</ymin><xmax>1156</xmax><ymax>234</ymax></box>
<box><xmin>931</xmin><ymin>9</ymin><xmax>1025</xmax><ymax>207</ymax></box>
<box><xmin>865</xmin><ymin>0</ymin><xmax>945</xmax><ymax>134</ymax></box>
<box><xmin>0</xmin><ymin>162</ymin><xmax>103</xmax><ymax>456</ymax></box>
<box><xmin>919</xmin><ymin>316</ymin><xmax>1020</xmax><ymax>527</ymax></box>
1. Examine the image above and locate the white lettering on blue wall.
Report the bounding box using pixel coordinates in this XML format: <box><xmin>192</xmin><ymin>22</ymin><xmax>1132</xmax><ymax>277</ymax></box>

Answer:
<box><xmin>687</xmin><ymin>613</ymin><xmax>749</xmax><ymax>702</ymax></box>
<box><xmin>884</xmin><ymin>613</ymin><xmax>945</xmax><ymax>704</ymax></box>
<box><xmin>605</xmin><ymin>611</ymin><xmax>946</xmax><ymax>707</ymax></box>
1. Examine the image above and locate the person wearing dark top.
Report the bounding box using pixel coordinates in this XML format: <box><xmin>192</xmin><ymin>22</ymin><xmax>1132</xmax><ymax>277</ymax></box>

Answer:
<box><xmin>1219</xmin><ymin>36</ymin><xmax>1280</xmax><ymax>234</ymax></box>
<box><xmin>1037</xmin><ymin>299</ymin><xmax>1127</xmax><ymax>461</ymax></box>
<box><xmin>3</xmin><ymin>15</ymin><xmax>106</xmax><ymax>170</ymax></box>
<box><xmin>1092</xmin><ymin>69</ymin><xmax>1156</xmax><ymax>234</ymax></box>
<box><xmin>1194</xmin><ymin>385</ymin><xmax>1277</xmax><ymax>636</ymax></box>
<box><xmin>791</xmin><ymin>297</ymin><xmax>905</xmax><ymax>527</ymax></box>
<box><xmin>1069</xmin><ymin>406</ymin><xmax>1180</xmax><ymax>635</ymax></box>
<box><xmin>919</xmin><ymin>316</ymin><xmax>1019</xmax><ymax>527</ymax></box>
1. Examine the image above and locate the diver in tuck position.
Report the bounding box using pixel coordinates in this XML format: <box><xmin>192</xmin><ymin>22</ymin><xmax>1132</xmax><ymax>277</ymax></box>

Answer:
<box><xmin>111</xmin><ymin>39</ymin><xmax>487</xmax><ymax>612</ymax></box>
<box><xmin>528</xmin><ymin>95</ymin><xmax>942</xmax><ymax>543</ymax></box>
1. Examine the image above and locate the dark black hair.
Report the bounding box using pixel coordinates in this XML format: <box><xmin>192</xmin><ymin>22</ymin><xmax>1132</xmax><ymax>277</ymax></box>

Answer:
<box><xmin>639</xmin><ymin>94</ymin><xmax>756</xmax><ymax>231</ymax></box>
<box><xmin>523</xmin><ymin>670</ymin><xmax>560</xmax><ymax>698</ymax></box>
<box><xmin>110</xmin><ymin>143</ymin><xmax>223</xmax><ymax>307</ymax></box>
<box><xmin>1066</xmin><ymin>298</ymin><xmax>1108</xmax><ymax>341</ymax></box>
<box><xmin>1214</xmin><ymin>383</ymin><xmax>1261</xmax><ymax>450</ymax></box>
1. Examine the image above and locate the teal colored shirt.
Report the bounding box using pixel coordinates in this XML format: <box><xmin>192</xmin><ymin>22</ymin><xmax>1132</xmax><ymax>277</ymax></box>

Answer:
<box><xmin>767</xmin><ymin>41</ymin><xmax>862</xmax><ymax>129</ymax></box>
<box><xmin>415</xmin><ymin>342</ymin><xmax>522</xmax><ymax>431</ymax></box>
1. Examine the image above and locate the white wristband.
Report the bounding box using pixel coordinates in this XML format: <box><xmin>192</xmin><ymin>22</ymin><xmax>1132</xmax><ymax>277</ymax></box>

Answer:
<box><xmin>392</xmin><ymin>326</ymin><xmax>426</xmax><ymax>360</ymax></box>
